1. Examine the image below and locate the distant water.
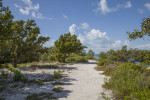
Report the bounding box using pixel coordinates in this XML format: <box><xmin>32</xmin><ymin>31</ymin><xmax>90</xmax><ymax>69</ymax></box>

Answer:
<box><xmin>134</xmin><ymin>61</ymin><xmax>150</xmax><ymax>67</ymax></box>
<box><xmin>94</xmin><ymin>54</ymin><xmax>99</xmax><ymax>59</ymax></box>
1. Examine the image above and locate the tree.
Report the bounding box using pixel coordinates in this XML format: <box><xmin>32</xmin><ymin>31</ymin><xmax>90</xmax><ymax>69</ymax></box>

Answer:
<box><xmin>55</xmin><ymin>33</ymin><xmax>86</xmax><ymax>62</ymax></box>
<box><xmin>11</xmin><ymin>20</ymin><xmax>49</xmax><ymax>67</ymax></box>
<box><xmin>87</xmin><ymin>49</ymin><xmax>95</xmax><ymax>59</ymax></box>
<box><xmin>127</xmin><ymin>17</ymin><xmax>150</xmax><ymax>40</ymax></box>
<box><xmin>99</xmin><ymin>52</ymin><xmax>107</xmax><ymax>59</ymax></box>
<box><xmin>0</xmin><ymin>0</ymin><xmax>13</xmax><ymax>64</ymax></box>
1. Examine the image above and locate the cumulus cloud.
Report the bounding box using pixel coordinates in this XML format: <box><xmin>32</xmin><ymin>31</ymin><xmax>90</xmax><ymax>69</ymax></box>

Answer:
<box><xmin>144</xmin><ymin>3</ymin><xmax>150</xmax><ymax>11</ymax></box>
<box><xmin>80</xmin><ymin>22</ymin><xmax>90</xmax><ymax>30</ymax></box>
<box><xmin>95</xmin><ymin>0</ymin><xmax>132</xmax><ymax>14</ymax></box>
<box><xmin>69</xmin><ymin>24</ymin><xmax>77</xmax><ymax>35</ymax></box>
<box><xmin>14</xmin><ymin>0</ymin><xmax>52</xmax><ymax>20</ymax></box>
<box><xmin>78</xmin><ymin>29</ymin><xmax>122</xmax><ymax>53</ymax></box>
<box><xmin>62</xmin><ymin>14</ymin><xmax>69</xmax><ymax>19</ymax></box>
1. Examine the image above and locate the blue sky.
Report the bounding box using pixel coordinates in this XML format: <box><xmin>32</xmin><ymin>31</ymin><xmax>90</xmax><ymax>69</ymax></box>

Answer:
<box><xmin>3</xmin><ymin>0</ymin><xmax>150</xmax><ymax>53</ymax></box>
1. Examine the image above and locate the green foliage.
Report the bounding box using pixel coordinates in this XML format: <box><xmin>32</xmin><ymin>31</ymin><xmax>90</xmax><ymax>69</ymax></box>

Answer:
<box><xmin>127</xmin><ymin>16</ymin><xmax>150</xmax><ymax>40</ymax></box>
<box><xmin>0</xmin><ymin>63</ymin><xmax>13</xmax><ymax>68</ymax></box>
<box><xmin>99</xmin><ymin>52</ymin><xmax>107</xmax><ymax>59</ymax></box>
<box><xmin>119</xmin><ymin>62</ymin><xmax>145</xmax><ymax>72</ymax></box>
<box><xmin>66</xmin><ymin>56</ymin><xmax>88</xmax><ymax>63</ymax></box>
<box><xmin>52</xmin><ymin>87</ymin><xmax>63</xmax><ymax>92</ymax></box>
<box><xmin>26</xmin><ymin>92</ymin><xmax>56</xmax><ymax>100</ymax></box>
<box><xmin>0</xmin><ymin>0</ymin><xmax>13</xmax><ymax>64</ymax></box>
<box><xmin>48</xmin><ymin>55</ymin><xmax>56</xmax><ymax>62</ymax></box>
<box><xmin>86</xmin><ymin>49</ymin><xmax>95</xmax><ymax>59</ymax></box>
<box><xmin>98</xmin><ymin>58</ymin><xmax>113</xmax><ymax>66</ymax></box>
<box><xmin>0</xmin><ymin>0</ymin><xmax>49</xmax><ymax>66</ymax></box>
<box><xmin>0</xmin><ymin>70</ymin><xmax>9</xmax><ymax>93</ymax></box>
<box><xmin>30</xmin><ymin>64</ymin><xmax>59</xmax><ymax>69</ymax></box>
<box><xmin>10</xmin><ymin>67</ymin><xmax>25</xmax><ymax>81</ymax></box>
<box><xmin>55</xmin><ymin>33</ymin><xmax>86</xmax><ymax>62</ymax></box>
<box><xmin>53</xmin><ymin>70</ymin><xmax>62</xmax><ymax>79</ymax></box>
<box><xmin>35</xmin><ymin>80</ymin><xmax>44</xmax><ymax>85</ymax></box>
<box><xmin>109</xmin><ymin>66</ymin><xmax>150</xmax><ymax>99</ymax></box>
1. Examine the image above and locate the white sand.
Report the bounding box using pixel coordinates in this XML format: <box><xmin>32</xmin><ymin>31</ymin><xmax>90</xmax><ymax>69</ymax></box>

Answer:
<box><xmin>55</xmin><ymin>60</ymin><xmax>110</xmax><ymax>100</ymax></box>
<box><xmin>0</xmin><ymin>60</ymin><xmax>111</xmax><ymax>100</ymax></box>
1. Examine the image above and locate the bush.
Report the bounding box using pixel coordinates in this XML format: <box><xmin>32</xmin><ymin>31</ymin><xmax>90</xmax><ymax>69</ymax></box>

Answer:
<box><xmin>119</xmin><ymin>62</ymin><xmax>145</xmax><ymax>72</ymax></box>
<box><xmin>74</xmin><ymin>56</ymin><xmax>88</xmax><ymax>62</ymax></box>
<box><xmin>98</xmin><ymin>58</ymin><xmax>113</xmax><ymax>66</ymax></box>
<box><xmin>0</xmin><ymin>63</ymin><xmax>13</xmax><ymax>68</ymax></box>
<box><xmin>53</xmin><ymin>70</ymin><xmax>62</xmax><ymax>79</ymax></box>
<box><xmin>35</xmin><ymin>79</ymin><xmax>44</xmax><ymax>85</ymax></box>
<box><xmin>48</xmin><ymin>55</ymin><xmax>56</xmax><ymax>62</ymax></box>
<box><xmin>10</xmin><ymin>67</ymin><xmax>25</xmax><ymax>81</ymax></box>
<box><xmin>66</xmin><ymin>56</ymin><xmax>88</xmax><ymax>63</ymax></box>
<box><xmin>86</xmin><ymin>56</ymin><xmax>94</xmax><ymax>59</ymax></box>
<box><xmin>109</xmin><ymin>66</ymin><xmax>150</xmax><ymax>99</ymax></box>
<box><xmin>65</xmin><ymin>57</ymin><xmax>76</xmax><ymax>62</ymax></box>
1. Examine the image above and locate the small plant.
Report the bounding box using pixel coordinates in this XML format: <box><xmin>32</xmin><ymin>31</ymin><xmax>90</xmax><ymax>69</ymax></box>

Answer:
<box><xmin>53</xmin><ymin>69</ymin><xmax>62</xmax><ymax>79</ymax></box>
<box><xmin>52</xmin><ymin>82</ymin><xmax>64</xmax><ymax>85</ymax></box>
<box><xmin>35</xmin><ymin>79</ymin><xmax>44</xmax><ymax>85</ymax></box>
<box><xmin>10</xmin><ymin>67</ymin><xmax>25</xmax><ymax>81</ymax></box>
<box><xmin>26</xmin><ymin>92</ymin><xmax>57</xmax><ymax>100</ymax></box>
<box><xmin>52</xmin><ymin>87</ymin><xmax>63</xmax><ymax>92</ymax></box>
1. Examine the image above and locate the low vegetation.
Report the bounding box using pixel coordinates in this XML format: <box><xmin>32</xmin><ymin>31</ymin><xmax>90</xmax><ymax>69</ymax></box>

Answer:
<box><xmin>26</xmin><ymin>92</ymin><xmax>57</xmax><ymax>100</ymax></box>
<box><xmin>97</xmin><ymin>46</ymin><xmax>150</xmax><ymax>99</ymax></box>
<box><xmin>10</xmin><ymin>67</ymin><xmax>25</xmax><ymax>81</ymax></box>
<box><xmin>53</xmin><ymin>70</ymin><xmax>62</xmax><ymax>79</ymax></box>
<box><xmin>52</xmin><ymin>87</ymin><xmax>64</xmax><ymax>92</ymax></box>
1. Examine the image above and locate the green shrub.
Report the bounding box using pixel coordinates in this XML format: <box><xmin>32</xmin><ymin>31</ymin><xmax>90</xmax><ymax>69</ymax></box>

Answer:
<box><xmin>10</xmin><ymin>67</ymin><xmax>25</xmax><ymax>81</ymax></box>
<box><xmin>0</xmin><ymin>63</ymin><xmax>13</xmax><ymax>68</ymax></box>
<box><xmin>66</xmin><ymin>56</ymin><xmax>88</xmax><ymax>63</ymax></box>
<box><xmin>52</xmin><ymin>87</ymin><xmax>63</xmax><ymax>92</ymax></box>
<box><xmin>98</xmin><ymin>58</ymin><xmax>113</xmax><ymax>66</ymax></box>
<box><xmin>74</xmin><ymin>56</ymin><xmax>88</xmax><ymax>62</ymax></box>
<box><xmin>65</xmin><ymin>57</ymin><xmax>76</xmax><ymax>62</ymax></box>
<box><xmin>86</xmin><ymin>56</ymin><xmax>94</xmax><ymax>59</ymax></box>
<box><xmin>109</xmin><ymin>66</ymin><xmax>150</xmax><ymax>99</ymax></box>
<box><xmin>35</xmin><ymin>80</ymin><xmax>44</xmax><ymax>85</ymax></box>
<box><xmin>48</xmin><ymin>55</ymin><xmax>56</xmax><ymax>62</ymax></box>
<box><xmin>53</xmin><ymin>70</ymin><xmax>62</xmax><ymax>79</ymax></box>
<box><xmin>119</xmin><ymin>62</ymin><xmax>145</xmax><ymax>72</ymax></box>
<box><xmin>103</xmin><ymin>65</ymin><xmax>118</xmax><ymax>76</ymax></box>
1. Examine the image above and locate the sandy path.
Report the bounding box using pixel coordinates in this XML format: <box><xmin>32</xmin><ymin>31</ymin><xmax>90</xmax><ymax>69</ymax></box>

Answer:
<box><xmin>55</xmin><ymin>60</ymin><xmax>108</xmax><ymax>100</ymax></box>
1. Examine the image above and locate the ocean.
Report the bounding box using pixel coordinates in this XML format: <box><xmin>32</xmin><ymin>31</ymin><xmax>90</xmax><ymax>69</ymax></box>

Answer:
<box><xmin>94</xmin><ymin>54</ymin><xmax>99</xmax><ymax>59</ymax></box>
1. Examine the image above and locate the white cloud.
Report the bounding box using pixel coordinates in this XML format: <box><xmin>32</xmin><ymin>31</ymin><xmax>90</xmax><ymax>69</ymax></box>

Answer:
<box><xmin>78</xmin><ymin>29</ymin><xmax>122</xmax><ymax>53</ymax></box>
<box><xmin>134</xmin><ymin>44</ymin><xmax>150</xmax><ymax>50</ymax></box>
<box><xmin>144</xmin><ymin>3</ymin><xmax>150</xmax><ymax>11</ymax></box>
<box><xmin>112</xmin><ymin>40</ymin><xmax>122</xmax><ymax>48</ymax></box>
<box><xmin>44</xmin><ymin>39</ymin><xmax>55</xmax><ymax>47</ymax></box>
<box><xmin>62</xmin><ymin>14</ymin><xmax>68</xmax><ymax>19</ymax></box>
<box><xmin>32</xmin><ymin>12</ymin><xmax>53</xmax><ymax>20</ymax></box>
<box><xmin>14</xmin><ymin>0</ymin><xmax>39</xmax><ymax>15</ymax></box>
<box><xmin>138</xmin><ymin>8</ymin><xmax>144</xmax><ymax>14</ymax></box>
<box><xmin>124</xmin><ymin>40</ymin><xmax>131</xmax><ymax>47</ymax></box>
<box><xmin>124</xmin><ymin>1</ymin><xmax>132</xmax><ymax>8</ymax></box>
<box><xmin>14</xmin><ymin>0</ymin><xmax>52</xmax><ymax>20</ymax></box>
<box><xmin>80</xmin><ymin>22</ymin><xmax>90</xmax><ymax>29</ymax></box>
<box><xmin>95</xmin><ymin>0</ymin><xmax>132</xmax><ymax>14</ymax></box>
<box><xmin>69</xmin><ymin>24</ymin><xmax>77</xmax><ymax>35</ymax></box>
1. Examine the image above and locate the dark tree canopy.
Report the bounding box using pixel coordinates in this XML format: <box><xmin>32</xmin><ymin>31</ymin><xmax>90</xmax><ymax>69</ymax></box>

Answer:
<box><xmin>55</xmin><ymin>32</ymin><xmax>86</xmax><ymax>62</ymax></box>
